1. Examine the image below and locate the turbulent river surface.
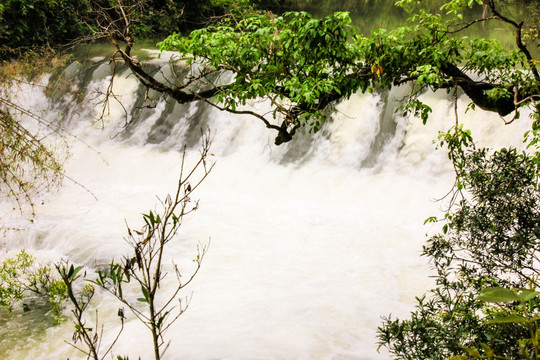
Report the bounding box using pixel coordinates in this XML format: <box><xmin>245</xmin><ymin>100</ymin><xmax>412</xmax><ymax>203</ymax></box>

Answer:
<box><xmin>0</xmin><ymin>55</ymin><xmax>529</xmax><ymax>360</ymax></box>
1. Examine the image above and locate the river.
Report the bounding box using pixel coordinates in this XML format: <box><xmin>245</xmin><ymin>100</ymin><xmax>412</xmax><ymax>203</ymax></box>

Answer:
<box><xmin>0</xmin><ymin>9</ymin><xmax>532</xmax><ymax>360</ymax></box>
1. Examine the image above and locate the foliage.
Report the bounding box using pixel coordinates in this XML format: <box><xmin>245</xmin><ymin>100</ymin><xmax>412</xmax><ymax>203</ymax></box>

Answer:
<box><xmin>378</xmin><ymin>142</ymin><xmax>540</xmax><ymax>359</ymax></box>
<box><xmin>0</xmin><ymin>0</ymin><xmax>289</xmax><ymax>214</ymax></box>
<box><xmin>0</xmin><ymin>109</ymin><xmax>65</xmax><ymax>216</ymax></box>
<box><xmin>140</xmin><ymin>0</ymin><xmax>290</xmax><ymax>38</ymax></box>
<box><xmin>451</xmin><ymin>287</ymin><xmax>540</xmax><ymax>360</ymax></box>
<box><xmin>0</xmin><ymin>50</ymin><xmax>73</xmax><ymax>81</ymax></box>
<box><xmin>0</xmin><ymin>249</ymin><xmax>67</xmax><ymax>318</ymax></box>
<box><xmin>0</xmin><ymin>138</ymin><xmax>213</xmax><ymax>360</ymax></box>
<box><xmin>0</xmin><ymin>52</ymin><xmax>97</xmax><ymax>218</ymax></box>
<box><xmin>0</xmin><ymin>0</ymin><xmax>89</xmax><ymax>58</ymax></box>
<box><xmin>158</xmin><ymin>10</ymin><xmax>359</xmax><ymax>137</ymax></box>
<box><xmin>0</xmin><ymin>54</ymin><xmax>75</xmax><ymax>215</ymax></box>
<box><xmin>147</xmin><ymin>0</ymin><xmax>539</xmax><ymax>145</ymax></box>
<box><xmin>57</xmin><ymin>261</ymin><xmax>112</xmax><ymax>360</ymax></box>
<box><xmin>58</xmin><ymin>137</ymin><xmax>213</xmax><ymax>360</ymax></box>
<box><xmin>0</xmin><ymin>0</ymin><xmax>290</xmax><ymax>59</ymax></box>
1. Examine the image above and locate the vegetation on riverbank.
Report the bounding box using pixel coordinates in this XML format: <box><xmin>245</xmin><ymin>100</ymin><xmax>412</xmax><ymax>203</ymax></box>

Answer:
<box><xmin>0</xmin><ymin>0</ymin><xmax>290</xmax><ymax>59</ymax></box>
<box><xmin>0</xmin><ymin>0</ymin><xmax>539</xmax><ymax>359</ymax></box>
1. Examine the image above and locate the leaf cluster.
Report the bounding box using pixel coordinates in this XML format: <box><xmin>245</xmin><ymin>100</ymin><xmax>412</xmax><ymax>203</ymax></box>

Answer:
<box><xmin>154</xmin><ymin>0</ymin><xmax>538</xmax><ymax>140</ymax></box>
<box><xmin>0</xmin><ymin>109</ymin><xmax>65</xmax><ymax>216</ymax></box>
<box><xmin>379</xmin><ymin>146</ymin><xmax>540</xmax><ymax>359</ymax></box>
<box><xmin>0</xmin><ymin>250</ymin><xmax>66</xmax><ymax>319</ymax></box>
<box><xmin>160</xmin><ymin>11</ymin><xmax>358</xmax><ymax>133</ymax></box>
<box><xmin>0</xmin><ymin>0</ymin><xmax>90</xmax><ymax>59</ymax></box>
<box><xmin>58</xmin><ymin>136</ymin><xmax>214</xmax><ymax>360</ymax></box>
<box><xmin>0</xmin><ymin>0</ymin><xmax>291</xmax><ymax>59</ymax></box>
<box><xmin>453</xmin><ymin>287</ymin><xmax>540</xmax><ymax>360</ymax></box>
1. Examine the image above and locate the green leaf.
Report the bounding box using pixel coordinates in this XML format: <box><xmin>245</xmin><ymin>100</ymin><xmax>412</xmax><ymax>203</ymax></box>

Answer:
<box><xmin>485</xmin><ymin>315</ymin><xmax>529</xmax><ymax>324</ymax></box>
<box><xmin>141</xmin><ymin>286</ymin><xmax>150</xmax><ymax>303</ymax></box>
<box><xmin>68</xmin><ymin>265</ymin><xmax>83</xmax><ymax>280</ymax></box>
<box><xmin>443</xmin><ymin>224</ymin><xmax>449</xmax><ymax>234</ymax></box>
<box><xmin>424</xmin><ymin>216</ymin><xmax>437</xmax><ymax>224</ymax></box>
<box><xmin>479</xmin><ymin>343</ymin><xmax>494</xmax><ymax>357</ymax></box>
<box><xmin>118</xmin><ymin>283</ymin><xmax>123</xmax><ymax>299</ymax></box>
<box><xmin>478</xmin><ymin>287</ymin><xmax>521</xmax><ymax>303</ymax></box>
<box><xmin>464</xmin><ymin>347</ymin><xmax>481</xmax><ymax>357</ymax></box>
<box><xmin>517</xmin><ymin>289</ymin><xmax>540</xmax><ymax>302</ymax></box>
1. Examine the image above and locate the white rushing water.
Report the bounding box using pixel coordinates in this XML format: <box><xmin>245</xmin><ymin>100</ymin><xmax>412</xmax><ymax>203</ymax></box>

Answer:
<box><xmin>0</xmin><ymin>58</ymin><xmax>530</xmax><ymax>360</ymax></box>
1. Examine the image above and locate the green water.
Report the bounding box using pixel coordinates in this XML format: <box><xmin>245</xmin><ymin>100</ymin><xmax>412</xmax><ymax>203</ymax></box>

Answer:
<box><xmin>286</xmin><ymin>0</ymin><xmax>408</xmax><ymax>33</ymax></box>
<box><xmin>0</xmin><ymin>302</ymin><xmax>58</xmax><ymax>359</ymax></box>
<box><xmin>287</xmin><ymin>0</ymin><xmax>539</xmax><ymax>53</ymax></box>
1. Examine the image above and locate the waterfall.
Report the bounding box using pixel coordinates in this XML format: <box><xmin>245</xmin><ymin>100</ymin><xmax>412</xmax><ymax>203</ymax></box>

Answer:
<box><xmin>0</xmin><ymin>57</ymin><xmax>529</xmax><ymax>360</ymax></box>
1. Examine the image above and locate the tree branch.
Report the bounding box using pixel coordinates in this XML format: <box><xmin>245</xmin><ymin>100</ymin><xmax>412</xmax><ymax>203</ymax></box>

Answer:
<box><xmin>484</xmin><ymin>0</ymin><xmax>540</xmax><ymax>83</ymax></box>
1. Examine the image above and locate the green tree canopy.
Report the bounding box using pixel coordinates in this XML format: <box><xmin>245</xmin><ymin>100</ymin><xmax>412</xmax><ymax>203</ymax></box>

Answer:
<box><xmin>0</xmin><ymin>0</ymin><xmax>290</xmax><ymax>59</ymax></box>
<box><xmin>0</xmin><ymin>0</ymin><xmax>88</xmax><ymax>58</ymax></box>
<box><xmin>107</xmin><ymin>0</ymin><xmax>539</xmax><ymax>144</ymax></box>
